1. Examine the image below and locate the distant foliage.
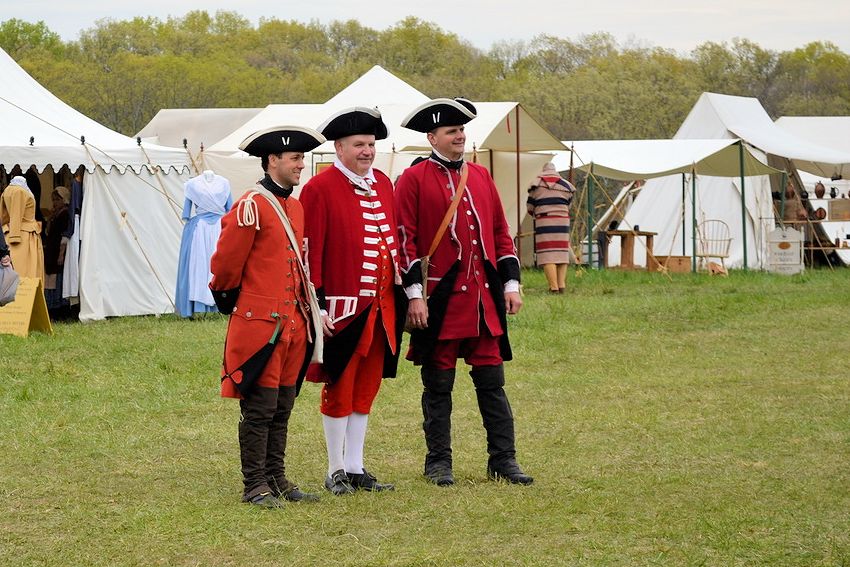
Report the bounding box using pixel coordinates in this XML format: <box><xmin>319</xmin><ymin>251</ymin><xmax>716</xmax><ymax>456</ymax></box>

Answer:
<box><xmin>3</xmin><ymin>12</ymin><xmax>849</xmax><ymax>137</ymax></box>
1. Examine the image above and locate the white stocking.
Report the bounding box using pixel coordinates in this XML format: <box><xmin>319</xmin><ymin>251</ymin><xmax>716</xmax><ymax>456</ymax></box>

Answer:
<box><xmin>344</xmin><ymin>412</ymin><xmax>369</xmax><ymax>475</ymax></box>
<box><xmin>323</xmin><ymin>414</ymin><xmax>348</xmax><ymax>477</ymax></box>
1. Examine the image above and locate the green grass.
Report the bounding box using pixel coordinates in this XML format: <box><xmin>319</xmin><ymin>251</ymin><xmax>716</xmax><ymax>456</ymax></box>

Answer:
<box><xmin>1</xmin><ymin>268</ymin><xmax>849</xmax><ymax>566</ymax></box>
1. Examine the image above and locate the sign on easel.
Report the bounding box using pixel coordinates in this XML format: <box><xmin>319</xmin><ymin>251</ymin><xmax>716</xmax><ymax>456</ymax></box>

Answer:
<box><xmin>767</xmin><ymin>227</ymin><xmax>804</xmax><ymax>275</ymax></box>
<box><xmin>0</xmin><ymin>277</ymin><xmax>54</xmax><ymax>337</ymax></box>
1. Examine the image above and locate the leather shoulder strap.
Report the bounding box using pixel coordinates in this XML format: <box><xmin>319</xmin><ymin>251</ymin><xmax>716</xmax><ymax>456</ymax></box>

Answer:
<box><xmin>427</xmin><ymin>163</ymin><xmax>469</xmax><ymax>258</ymax></box>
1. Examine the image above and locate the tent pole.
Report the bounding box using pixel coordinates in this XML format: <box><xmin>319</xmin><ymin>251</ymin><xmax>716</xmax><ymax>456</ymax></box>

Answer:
<box><xmin>780</xmin><ymin>170</ymin><xmax>788</xmax><ymax>224</ymax></box>
<box><xmin>739</xmin><ymin>142</ymin><xmax>748</xmax><ymax>270</ymax></box>
<box><xmin>515</xmin><ymin>106</ymin><xmax>522</xmax><ymax>261</ymax></box>
<box><xmin>691</xmin><ymin>167</ymin><xmax>697</xmax><ymax>273</ymax></box>
<box><xmin>588</xmin><ymin>164</ymin><xmax>595</xmax><ymax>269</ymax></box>
<box><xmin>681</xmin><ymin>173</ymin><xmax>686</xmax><ymax>256</ymax></box>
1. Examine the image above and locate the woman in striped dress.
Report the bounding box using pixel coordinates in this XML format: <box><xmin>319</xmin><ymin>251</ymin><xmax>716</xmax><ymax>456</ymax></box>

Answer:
<box><xmin>527</xmin><ymin>163</ymin><xmax>575</xmax><ymax>293</ymax></box>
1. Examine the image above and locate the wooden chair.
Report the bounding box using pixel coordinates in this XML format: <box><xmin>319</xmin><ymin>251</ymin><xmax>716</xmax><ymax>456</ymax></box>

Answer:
<box><xmin>696</xmin><ymin>220</ymin><xmax>732</xmax><ymax>273</ymax></box>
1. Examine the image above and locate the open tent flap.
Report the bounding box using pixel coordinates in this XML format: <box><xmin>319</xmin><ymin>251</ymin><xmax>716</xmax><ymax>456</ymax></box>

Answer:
<box><xmin>79</xmin><ymin>167</ymin><xmax>186</xmax><ymax>321</ymax></box>
<box><xmin>608</xmin><ymin>169</ymin><xmax>775</xmax><ymax>270</ymax></box>
<box><xmin>551</xmin><ymin>139</ymin><xmax>780</xmax><ymax>180</ymax></box>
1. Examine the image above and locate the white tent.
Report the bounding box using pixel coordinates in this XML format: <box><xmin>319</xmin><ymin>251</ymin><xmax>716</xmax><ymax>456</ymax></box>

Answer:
<box><xmin>208</xmin><ymin>67</ymin><xmax>564</xmax><ymax>258</ymax></box>
<box><xmin>549</xmin><ymin>138</ymin><xmax>780</xmax><ymax>267</ymax></box>
<box><xmin>0</xmin><ymin>47</ymin><xmax>192</xmax><ymax>321</ymax></box>
<box><xmin>776</xmin><ymin>116</ymin><xmax>850</xmax><ymax>264</ymax></box>
<box><xmin>136</xmin><ymin>108</ymin><xmax>262</xmax><ymax>150</ymax></box>
<box><xmin>607</xmin><ymin>93</ymin><xmax>850</xmax><ymax>269</ymax></box>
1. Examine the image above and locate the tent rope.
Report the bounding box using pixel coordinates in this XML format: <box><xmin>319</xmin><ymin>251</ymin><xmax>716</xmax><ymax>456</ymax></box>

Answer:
<box><xmin>139</xmin><ymin>144</ymin><xmax>183</xmax><ymax>222</ymax></box>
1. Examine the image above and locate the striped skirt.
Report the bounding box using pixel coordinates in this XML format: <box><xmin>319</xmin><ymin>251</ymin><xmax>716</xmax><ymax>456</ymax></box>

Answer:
<box><xmin>534</xmin><ymin>214</ymin><xmax>570</xmax><ymax>265</ymax></box>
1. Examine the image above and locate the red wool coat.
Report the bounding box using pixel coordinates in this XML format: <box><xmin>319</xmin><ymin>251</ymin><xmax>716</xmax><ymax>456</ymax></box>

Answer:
<box><xmin>300</xmin><ymin>165</ymin><xmax>404</xmax><ymax>382</ymax></box>
<box><xmin>394</xmin><ymin>159</ymin><xmax>518</xmax><ymax>361</ymax></box>
<box><xmin>210</xmin><ymin>189</ymin><xmax>313</xmax><ymax>398</ymax></box>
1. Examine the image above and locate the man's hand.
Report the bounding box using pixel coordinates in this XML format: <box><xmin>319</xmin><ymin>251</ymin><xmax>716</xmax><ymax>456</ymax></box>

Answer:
<box><xmin>321</xmin><ymin>314</ymin><xmax>335</xmax><ymax>337</ymax></box>
<box><xmin>0</xmin><ymin>255</ymin><xmax>10</xmax><ymax>267</ymax></box>
<box><xmin>407</xmin><ymin>297</ymin><xmax>429</xmax><ymax>329</ymax></box>
<box><xmin>505</xmin><ymin>291</ymin><xmax>522</xmax><ymax>315</ymax></box>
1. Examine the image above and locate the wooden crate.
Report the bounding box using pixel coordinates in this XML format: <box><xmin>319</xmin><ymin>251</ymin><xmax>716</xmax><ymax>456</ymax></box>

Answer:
<box><xmin>651</xmin><ymin>255</ymin><xmax>691</xmax><ymax>273</ymax></box>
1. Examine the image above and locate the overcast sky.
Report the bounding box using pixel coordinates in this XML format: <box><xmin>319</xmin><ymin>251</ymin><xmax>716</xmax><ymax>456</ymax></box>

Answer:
<box><xmin>5</xmin><ymin>0</ymin><xmax>850</xmax><ymax>54</ymax></box>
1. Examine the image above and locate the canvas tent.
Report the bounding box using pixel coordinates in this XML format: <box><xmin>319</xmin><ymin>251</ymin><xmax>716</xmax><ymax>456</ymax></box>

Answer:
<box><xmin>776</xmin><ymin>116</ymin><xmax>850</xmax><ymax>264</ymax></box>
<box><xmin>593</xmin><ymin>93</ymin><xmax>850</xmax><ymax>269</ymax></box>
<box><xmin>207</xmin><ymin>66</ymin><xmax>565</xmax><ymax>258</ymax></box>
<box><xmin>0</xmin><ymin>47</ymin><xmax>192</xmax><ymax>321</ymax></box>
<box><xmin>136</xmin><ymin>107</ymin><xmax>262</xmax><ymax>150</ymax></box>
<box><xmin>549</xmin><ymin>138</ymin><xmax>780</xmax><ymax>267</ymax></box>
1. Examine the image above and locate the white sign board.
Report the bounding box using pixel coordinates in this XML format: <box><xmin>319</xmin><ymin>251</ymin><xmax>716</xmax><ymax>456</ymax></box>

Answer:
<box><xmin>767</xmin><ymin>227</ymin><xmax>804</xmax><ymax>275</ymax></box>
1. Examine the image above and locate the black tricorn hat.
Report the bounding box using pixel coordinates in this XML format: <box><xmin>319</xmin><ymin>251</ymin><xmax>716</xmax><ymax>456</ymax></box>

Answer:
<box><xmin>239</xmin><ymin>125</ymin><xmax>325</xmax><ymax>157</ymax></box>
<box><xmin>318</xmin><ymin>106</ymin><xmax>388</xmax><ymax>141</ymax></box>
<box><xmin>400</xmin><ymin>97</ymin><xmax>477</xmax><ymax>133</ymax></box>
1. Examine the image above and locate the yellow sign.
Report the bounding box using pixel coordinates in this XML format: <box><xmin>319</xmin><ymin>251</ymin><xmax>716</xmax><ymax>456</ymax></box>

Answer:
<box><xmin>0</xmin><ymin>277</ymin><xmax>53</xmax><ymax>337</ymax></box>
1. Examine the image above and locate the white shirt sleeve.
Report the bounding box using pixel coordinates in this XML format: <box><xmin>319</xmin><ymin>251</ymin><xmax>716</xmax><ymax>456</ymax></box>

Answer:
<box><xmin>405</xmin><ymin>283</ymin><xmax>424</xmax><ymax>299</ymax></box>
<box><xmin>504</xmin><ymin>280</ymin><xmax>520</xmax><ymax>293</ymax></box>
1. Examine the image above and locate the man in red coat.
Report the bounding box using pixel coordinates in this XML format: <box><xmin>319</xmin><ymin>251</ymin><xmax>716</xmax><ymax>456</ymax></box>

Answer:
<box><xmin>210</xmin><ymin>125</ymin><xmax>325</xmax><ymax>508</ymax></box>
<box><xmin>395</xmin><ymin>98</ymin><xmax>533</xmax><ymax>486</ymax></box>
<box><xmin>300</xmin><ymin>107</ymin><xmax>403</xmax><ymax>495</ymax></box>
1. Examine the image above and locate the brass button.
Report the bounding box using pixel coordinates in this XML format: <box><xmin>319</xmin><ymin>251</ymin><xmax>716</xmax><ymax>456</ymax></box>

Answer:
<box><xmin>461</xmin><ymin>285</ymin><xmax>467</xmax><ymax>291</ymax></box>
<box><xmin>246</xmin><ymin>311</ymin><xmax>252</xmax><ymax>317</ymax></box>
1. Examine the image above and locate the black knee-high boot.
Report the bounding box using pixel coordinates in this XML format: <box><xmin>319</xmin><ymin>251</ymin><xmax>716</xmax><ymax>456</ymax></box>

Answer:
<box><xmin>238</xmin><ymin>387</ymin><xmax>278</xmax><ymax>500</ymax></box>
<box><xmin>421</xmin><ymin>366</ymin><xmax>456</xmax><ymax>485</ymax></box>
<box><xmin>265</xmin><ymin>386</ymin><xmax>295</xmax><ymax>496</ymax></box>
<box><xmin>470</xmin><ymin>364</ymin><xmax>533</xmax><ymax>485</ymax></box>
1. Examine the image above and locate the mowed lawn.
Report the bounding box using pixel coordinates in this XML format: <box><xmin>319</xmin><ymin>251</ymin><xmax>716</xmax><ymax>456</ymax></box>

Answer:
<box><xmin>1</xmin><ymin>269</ymin><xmax>848</xmax><ymax>566</ymax></box>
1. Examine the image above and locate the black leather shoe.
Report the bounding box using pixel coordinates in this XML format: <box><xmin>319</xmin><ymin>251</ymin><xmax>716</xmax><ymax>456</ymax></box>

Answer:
<box><xmin>282</xmin><ymin>487</ymin><xmax>320</xmax><ymax>502</ymax></box>
<box><xmin>424</xmin><ymin>467</ymin><xmax>455</xmax><ymax>486</ymax></box>
<box><xmin>348</xmin><ymin>469</ymin><xmax>395</xmax><ymax>492</ymax></box>
<box><xmin>487</xmin><ymin>464</ymin><xmax>534</xmax><ymax>485</ymax></box>
<box><xmin>243</xmin><ymin>491</ymin><xmax>283</xmax><ymax>508</ymax></box>
<box><xmin>324</xmin><ymin>469</ymin><xmax>355</xmax><ymax>495</ymax></box>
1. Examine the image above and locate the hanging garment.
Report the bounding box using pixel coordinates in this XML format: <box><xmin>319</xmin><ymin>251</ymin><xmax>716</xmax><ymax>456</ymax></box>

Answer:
<box><xmin>176</xmin><ymin>173</ymin><xmax>232</xmax><ymax>316</ymax></box>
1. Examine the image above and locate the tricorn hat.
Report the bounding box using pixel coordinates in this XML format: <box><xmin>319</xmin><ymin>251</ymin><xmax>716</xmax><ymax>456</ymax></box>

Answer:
<box><xmin>239</xmin><ymin>126</ymin><xmax>325</xmax><ymax>157</ymax></box>
<box><xmin>318</xmin><ymin>107</ymin><xmax>388</xmax><ymax>140</ymax></box>
<box><xmin>400</xmin><ymin>97</ymin><xmax>477</xmax><ymax>133</ymax></box>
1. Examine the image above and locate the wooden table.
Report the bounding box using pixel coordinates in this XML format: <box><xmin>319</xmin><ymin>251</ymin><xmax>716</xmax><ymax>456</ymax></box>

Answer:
<box><xmin>605</xmin><ymin>230</ymin><xmax>658</xmax><ymax>270</ymax></box>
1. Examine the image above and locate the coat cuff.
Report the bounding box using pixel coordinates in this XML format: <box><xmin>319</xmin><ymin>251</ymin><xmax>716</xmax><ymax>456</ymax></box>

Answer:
<box><xmin>497</xmin><ymin>255</ymin><xmax>521</xmax><ymax>283</ymax></box>
<box><xmin>401</xmin><ymin>258</ymin><xmax>423</xmax><ymax>288</ymax></box>
<box><xmin>210</xmin><ymin>286</ymin><xmax>240</xmax><ymax>314</ymax></box>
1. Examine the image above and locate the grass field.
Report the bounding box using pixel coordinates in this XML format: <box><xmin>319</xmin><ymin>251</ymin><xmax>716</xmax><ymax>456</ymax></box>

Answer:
<box><xmin>1</xmin><ymin>268</ymin><xmax>849</xmax><ymax>566</ymax></box>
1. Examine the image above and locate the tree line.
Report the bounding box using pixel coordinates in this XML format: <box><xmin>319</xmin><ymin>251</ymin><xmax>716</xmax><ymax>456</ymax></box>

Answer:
<box><xmin>2</xmin><ymin>11</ymin><xmax>849</xmax><ymax>139</ymax></box>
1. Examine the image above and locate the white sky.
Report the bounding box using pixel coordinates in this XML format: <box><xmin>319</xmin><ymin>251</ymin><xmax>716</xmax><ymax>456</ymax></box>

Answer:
<box><xmin>5</xmin><ymin>0</ymin><xmax>850</xmax><ymax>54</ymax></box>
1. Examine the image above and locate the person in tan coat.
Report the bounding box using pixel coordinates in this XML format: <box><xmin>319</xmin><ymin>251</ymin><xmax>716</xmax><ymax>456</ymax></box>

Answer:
<box><xmin>1</xmin><ymin>175</ymin><xmax>45</xmax><ymax>282</ymax></box>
